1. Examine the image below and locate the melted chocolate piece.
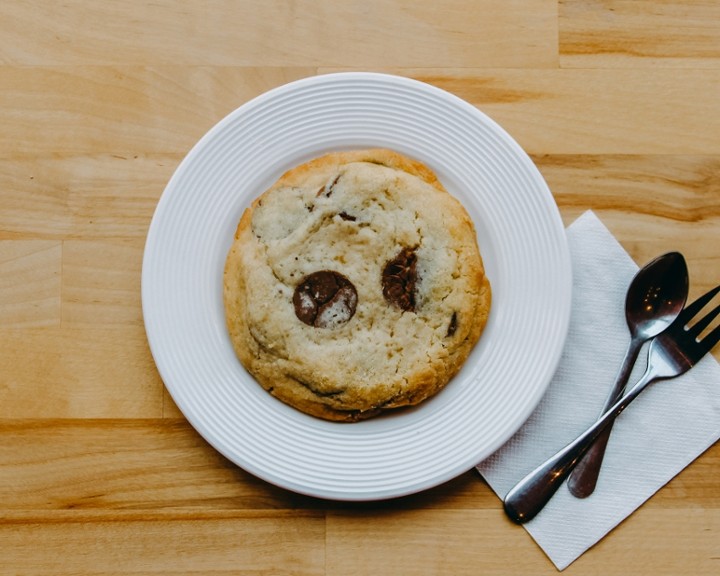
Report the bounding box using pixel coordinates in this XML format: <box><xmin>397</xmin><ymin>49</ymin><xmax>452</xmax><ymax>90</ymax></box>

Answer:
<box><xmin>382</xmin><ymin>247</ymin><xmax>418</xmax><ymax>312</ymax></box>
<box><xmin>316</xmin><ymin>174</ymin><xmax>342</xmax><ymax>198</ymax></box>
<box><xmin>447</xmin><ymin>312</ymin><xmax>458</xmax><ymax>337</ymax></box>
<box><xmin>293</xmin><ymin>270</ymin><xmax>358</xmax><ymax>328</ymax></box>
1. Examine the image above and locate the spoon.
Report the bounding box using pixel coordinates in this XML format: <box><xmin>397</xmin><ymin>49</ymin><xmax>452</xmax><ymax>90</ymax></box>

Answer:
<box><xmin>566</xmin><ymin>251</ymin><xmax>688</xmax><ymax>498</ymax></box>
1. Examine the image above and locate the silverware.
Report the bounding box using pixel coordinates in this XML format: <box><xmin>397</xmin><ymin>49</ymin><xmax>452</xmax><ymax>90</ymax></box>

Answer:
<box><xmin>503</xmin><ymin>284</ymin><xmax>720</xmax><ymax>524</ymax></box>
<box><xmin>567</xmin><ymin>252</ymin><xmax>688</xmax><ymax>498</ymax></box>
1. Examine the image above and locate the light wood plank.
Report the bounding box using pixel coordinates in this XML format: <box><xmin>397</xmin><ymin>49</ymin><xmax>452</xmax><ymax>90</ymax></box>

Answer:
<box><xmin>569</xmin><ymin>508</ymin><xmax>720</xmax><ymax>574</ymax></box>
<box><xmin>0</xmin><ymin>510</ymin><xmax>325</xmax><ymax>576</ymax></box>
<box><xmin>62</xmin><ymin>238</ymin><xmax>144</xmax><ymax>326</ymax></box>
<box><xmin>1</xmin><ymin>420</ymin><xmax>715</xmax><ymax>512</ymax></box>
<box><xmin>646</xmin><ymin>443</ymin><xmax>720</xmax><ymax>509</ymax></box>
<box><xmin>0</xmin><ymin>327</ymin><xmax>163</xmax><ymax>418</ymax></box>
<box><xmin>327</xmin><ymin>508</ymin><xmax>550</xmax><ymax>575</ymax></box>
<box><xmin>535</xmin><ymin>154</ymin><xmax>720</xmax><ymax>280</ymax></box>
<box><xmin>538</xmin><ymin>154</ymin><xmax>720</xmax><ymax>222</ymax></box>
<box><xmin>0</xmin><ymin>419</ymin><xmax>499</xmax><ymax>511</ymax></box>
<box><xmin>394</xmin><ymin>69</ymin><xmax>720</xmax><ymax>154</ymax></box>
<box><xmin>0</xmin><ymin>240</ymin><xmax>61</xmax><ymax>327</ymax></box>
<box><xmin>560</xmin><ymin>0</ymin><xmax>720</xmax><ymax>68</ymax></box>
<box><xmin>0</xmin><ymin>67</ymin><xmax>316</xmax><ymax>159</ymax></box>
<box><xmin>7</xmin><ymin>66</ymin><xmax>720</xmax><ymax>159</ymax></box>
<box><xmin>0</xmin><ymin>1</ymin><xmax>557</xmax><ymax>68</ymax></box>
<box><xmin>0</xmin><ymin>420</ymin><xmax>324</xmax><ymax>510</ymax></box>
<box><xmin>0</xmin><ymin>155</ymin><xmax>172</xmax><ymax>241</ymax></box>
<box><xmin>327</xmin><ymin>506</ymin><xmax>720</xmax><ymax>575</ymax></box>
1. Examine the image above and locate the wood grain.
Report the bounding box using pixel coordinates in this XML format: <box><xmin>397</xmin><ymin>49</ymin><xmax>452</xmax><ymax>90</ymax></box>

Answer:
<box><xmin>0</xmin><ymin>327</ymin><xmax>162</xmax><ymax>418</ymax></box>
<box><xmin>534</xmin><ymin>154</ymin><xmax>720</xmax><ymax>294</ymax></box>
<box><xmin>0</xmin><ymin>420</ymin><xmax>307</xmax><ymax>510</ymax></box>
<box><xmin>396</xmin><ymin>69</ymin><xmax>720</xmax><ymax>154</ymax></box>
<box><xmin>0</xmin><ymin>155</ymin><xmax>171</xmax><ymax>241</ymax></box>
<box><xmin>0</xmin><ymin>67</ymin><xmax>316</xmax><ymax>158</ymax></box>
<box><xmin>0</xmin><ymin>420</ymin><xmax>502</xmax><ymax>511</ymax></box>
<box><xmin>327</xmin><ymin>507</ymin><xmax>720</xmax><ymax>575</ymax></box>
<box><xmin>0</xmin><ymin>1</ymin><xmax>557</xmax><ymax>68</ymax></box>
<box><xmin>2</xmin><ymin>419</ymin><xmax>714</xmax><ymax>514</ymax></box>
<box><xmin>2</xmin><ymin>0</ymin><xmax>720</xmax><ymax>574</ymax></box>
<box><xmin>560</xmin><ymin>0</ymin><xmax>720</xmax><ymax>68</ymax></box>
<box><xmin>26</xmin><ymin>63</ymin><xmax>719</xmax><ymax>158</ymax></box>
<box><xmin>0</xmin><ymin>240</ymin><xmax>61</xmax><ymax>327</ymax></box>
<box><xmin>62</xmin><ymin>238</ymin><xmax>144</xmax><ymax>326</ymax></box>
<box><xmin>327</xmin><ymin>508</ymin><xmax>551</xmax><ymax>575</ymax></box>
<box><xmin>0</xmin><ymin>510</ymin><xmax>326</xmax><ymax>576</ymax></box>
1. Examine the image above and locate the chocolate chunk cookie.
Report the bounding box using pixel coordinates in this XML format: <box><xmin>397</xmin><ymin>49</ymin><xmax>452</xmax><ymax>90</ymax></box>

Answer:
<box><xmin>223</xmin><ymin>149</ymin><xmax>492</xmax><ymax>421</ymax></box>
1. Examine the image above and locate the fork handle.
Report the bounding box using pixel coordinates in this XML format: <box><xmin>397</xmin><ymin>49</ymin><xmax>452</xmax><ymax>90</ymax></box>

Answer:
<box><xmin>503</xmin><ymin>368</ymin><xmax>657</xmax><ymax>524</ymax></box>
<box><xmin>567</xmin><ymin>337</ymin><xmax>644</xmax><ymax>498</ymax></box>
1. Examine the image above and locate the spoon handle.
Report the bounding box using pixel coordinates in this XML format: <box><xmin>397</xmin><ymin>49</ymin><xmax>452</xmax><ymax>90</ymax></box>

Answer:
<box><xmin>566</xmin><ymin>337</ymin><xmax>644</xmax><ymax>498</ymax></box>
<box><xmin>503</xmin><ymin>367</ymin><xmax>656</xmax><ymax>524</ymax></box>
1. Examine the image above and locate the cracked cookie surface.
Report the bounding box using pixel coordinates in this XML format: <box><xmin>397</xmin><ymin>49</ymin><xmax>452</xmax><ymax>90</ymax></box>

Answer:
<box><xmin>223</xmin><ymin>149</ymin><xmax>492</xmax><ymax>421</ymax></box>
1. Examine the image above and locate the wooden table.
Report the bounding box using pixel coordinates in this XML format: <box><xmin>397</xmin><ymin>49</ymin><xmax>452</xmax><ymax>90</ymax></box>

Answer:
<box><xmin>2</xmin><ymin>1</ymin><xmax>719</xmax><ymax>574</ymax></box>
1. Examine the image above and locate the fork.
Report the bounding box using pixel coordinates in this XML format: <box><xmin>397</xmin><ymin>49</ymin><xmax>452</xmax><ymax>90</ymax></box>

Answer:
<box><xmin>503</xmin><ymin>284</ymin><xmax>720</xmax><ymax>524</ymax></box>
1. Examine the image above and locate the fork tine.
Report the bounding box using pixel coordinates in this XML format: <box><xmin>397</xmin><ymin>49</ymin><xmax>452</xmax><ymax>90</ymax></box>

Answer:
<box><xmin>686</xmin><ymin>301</ymin><xmax>720</xmax><ymax>339</ymax></box>
<box><xmin>676</xmin><ymin>284</ymin><xmax>720</xmax><ymax>326</ymax></box>
<box><xmin>698</xmin><ymin>323</ymin><xmax>720</xmax><ymax>355</ymax></box>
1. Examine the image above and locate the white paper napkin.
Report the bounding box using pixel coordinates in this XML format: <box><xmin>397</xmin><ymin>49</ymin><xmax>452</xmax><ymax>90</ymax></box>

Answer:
<box><xmin>477</xmin><ymin>210</ymin><xmax>720</xmax><ymax>570</ymax></box>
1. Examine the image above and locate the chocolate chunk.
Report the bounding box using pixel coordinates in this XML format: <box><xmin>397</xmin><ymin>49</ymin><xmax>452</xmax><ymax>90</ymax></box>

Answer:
<box><xmin>382</xmin><ymin>247</ymin><xmax>418</xmax><ymax>312</ymax></box>
<box><xmin>447</xmin><ymin>312</ymin><xmax>458</xmax><ymax>337</ymax></box>
<box><xmin>317</xmin><ymin>174</ymin><xmax>342</xmax><ymax>198</ymax></box>
<box><xmin>293</xmin><ymin>270</ymin><xmax>358</xmax><ymax>328</ymax></box>
<box><xmin>338</xmin><ymin>211</ymin><xmax>356</xmax><ymax>221</ymax></box>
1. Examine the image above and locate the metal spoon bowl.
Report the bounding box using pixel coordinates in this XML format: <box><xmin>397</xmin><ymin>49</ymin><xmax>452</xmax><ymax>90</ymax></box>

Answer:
<box><xmin>566</xmin><ymin>251</ymin><xmax>689</xmax><ymax>498</ymax></box>
<box><xmin>626</xmin><ymin>252</ymin><xmax>690</xmax><ymax>340</ymax></box>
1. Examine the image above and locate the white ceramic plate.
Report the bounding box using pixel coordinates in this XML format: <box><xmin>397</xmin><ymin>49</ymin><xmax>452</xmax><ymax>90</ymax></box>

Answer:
<box><xmin>142</xmin><ymin>73</ymin><xmax>572</xmax><ymax>500</ymax></box>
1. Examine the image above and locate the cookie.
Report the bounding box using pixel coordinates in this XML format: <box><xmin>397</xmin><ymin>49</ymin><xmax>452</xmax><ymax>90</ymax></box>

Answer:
<box><xmin>223</xmin><ymin>149</ymin><xmax>491</xmax><ymax>421</ymax></box>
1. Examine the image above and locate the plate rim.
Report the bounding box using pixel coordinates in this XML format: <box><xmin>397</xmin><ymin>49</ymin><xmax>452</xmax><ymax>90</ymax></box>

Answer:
<box><xmin>142</xmin><ymin>72</ymin><xmax>572</xmax><ymax>500</ymax></box>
